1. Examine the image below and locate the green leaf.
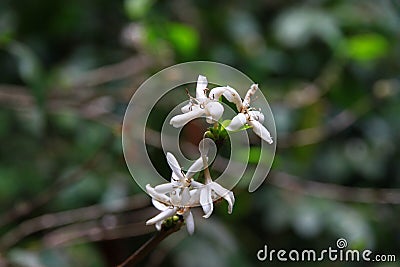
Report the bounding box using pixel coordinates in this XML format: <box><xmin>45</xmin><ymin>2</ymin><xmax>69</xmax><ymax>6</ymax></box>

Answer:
<box><xmin>124</xmin><ymin>0</ymin><xmax>154</xmax><ymax>19</ymax></box>
<box><xmin>344</xmin><ymin>33</ymin><xmax>389</xmax><ymax>62</ymax></box>
<box><xmin>7</xmin><ymin>41</ymin><xmax>46</xmax><ymax>108</ymax></box>
<box><xmin>7</xmin><ymin>42</ymin><xmax>43</xmax><ymax>87</ymax></box>
<box><xmin>221</xmin><ymin>119</ymin><xmax>232</xmax><ymax>128</ymax></box>
<box><xmin>166</xmin><ymin>23</ymin><xmax>199</xmax><ymax>57</ymax></box>
<box><xmin>232</xmin><ymin>146</ymin><xmax>261</xmax><ymax>164</ymax></box>
<box><xmin>274</xmin><ymin>7</ymin><xmax>341</xmax><ymax>48</ymax></box>
<box><xmin>0</xmin><ymin>10</ymin><xmax>15</xmax><ymax>45</ymax></box>
<box><xmin>238</xmin><ymin>124</ymin><xmax>252</xmax><ymax>131</ymax></box>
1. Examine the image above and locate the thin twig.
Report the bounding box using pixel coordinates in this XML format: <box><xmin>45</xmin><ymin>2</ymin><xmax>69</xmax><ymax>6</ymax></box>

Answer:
<box><xmin>0</xmin><ymin>195</ymin><xmax>150</xmax><ymax>250</ymax></box>
<box><xmin>68</xmin><ymin>55</ymin><xmax>153</xmax><ymax>89</ymax></box>
<box><xmin>42</xmin><ymin>219</ymin><xmax>154</xmax><ymax>248</ymax></box>
<box><xmin>283</xmin><ymin>58</ymin><xmax>344</xmax><ymax>108</ymax></box>
<box><xmin>210</xmin><ymin>156</ymin><xmax>400</xmax><ymax>204</ymax></box>
<box><xmin>117</xmin><ymin>222</ymin><xmax>183</xmax><ymax>267</ymax></box>
<box><xmin>278</xmin><ymin>97</ymin><xmax>371</xmax><ymax>148</ymax></box>
<box><xmin>269</xmin><ymin>171</ymin><xmax>400</xmax><ymax>204</ymax></box>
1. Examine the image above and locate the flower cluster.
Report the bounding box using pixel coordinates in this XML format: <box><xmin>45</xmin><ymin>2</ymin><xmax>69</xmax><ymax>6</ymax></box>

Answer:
<box><xmin>170</xmin><ymin>75</ymin><xmax>273</xmax><ymax>144</ymax></box>
<box><xmin>146</xmin><ymin>75</ymin><xmax>273</xmax><ymax>234</ymax></box>
<box><xmin>146</xmin><ymin>152</ymin><xmax>234</xmax><ymax>234</ymax></box>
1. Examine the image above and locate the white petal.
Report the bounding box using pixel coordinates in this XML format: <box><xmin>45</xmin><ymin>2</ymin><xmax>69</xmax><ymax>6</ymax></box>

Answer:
<box><xmin>166</xmin><ymin>153</ymin><xmax>184</xmax><ymax>181</ymax></box>
<box><xmin>223</xmin><ymin>86</ymin><xmax>243</xmax><ymax>111</ymax></box>
<box><xmin>186</xmin><ymin>157</ymin><xmax>204</xmax><ymax>179</ymax></box>
<box><xmin>188</xmin><ymin>188</ymin><xmax>201</xmax><ymax>206</ymax></box>
<box><xmin>181</xmin><ymin>187</ymin><xmax>191</xmax><ymax>205</ymax></box>
<box><xmin>243</xmin><ymin>84</ymin><xmax>258</xmax><ymax>107</ymax></box>
<box><xmin>191</xmin><ymin>180</ymin><xmax>204</xmax><ymax>188</ymax></box>
<box><xmin>199</xmin><ymin>138</ymin><xmax>213</xmax><ymax>157</ymax></box>
<box><xmin>181</xmin><ymin>102</ymin><xmax>192</xmax><ymax>113</ymax></box>
<box><xmin>183</xmin><ymin>211</ymin><xmax>195</xmax><ymax>235</ymax></box>
<box><xmin>152</xmin><ymin>199</ymin><xmax>168</xmax><ymax>211</ymax></box>
<box><xmin>200</xmin><ymin>188</ymin><xmax>208</xmax><ymax>207</ymax></box>
<box><xmin>170</xmin><ymin>173</ymin><xmax>181</xmax><ymax>185</ymax></box>
<box><xmin>210</xmin><ymin>182</ymin><xmax>234</xmax><ymax>214</ymax></box>
<box><xmin>146</xmin><ymin>207</ymin><xmax>177</xmax><ymax>225</ymax></box>
<box><xmin>196</xmin><ymin>75</ymin><xmax>208</xmax><ymax>99</ymax></box>
<box><xmin>248</xmin><ymin>110</ymin><xmax>264</xmax><ymax>123</ymax></box>
<box><xmin>155</xmin><ymin>220</ymin><xmax>163</xmax><ymax>231</ymax></box>
<box><xmin>155</xmin><ymin>183</ymin><xmax>174</xmax><ymax>194</ymax></box>
<box><xmin>225</xmin><ymin>113</ymin><xmax>247</xmax><ymax>131</ymax></box>
<box><xmin>225</xmin><ymin>191</ymin><xmax>235</xmax><ymax>214</ymax></box>
<box><xmin>248</xmin><ymin>120</ymin><xmax>273</xmax><ymax>144</ymax></box>
<box><xmin>200</xmin><ymin>187</ymin><xmax>213</xmax><ymax>218</ymax></box>
<box><xmin>208</xmin><ymin>86</ymin><xmax>227</xmax><ymax>100</ymax></box>
<box><xmin>205</xmin><ymin>102</ymin><xmax>224</xmax><ymax>122</ymax></box>
<box><xmin>170</xmin><ymin>108</ymin><xmax>204</xmax><ymax>128</ymax></box>
<box><xmin>205</xmin><ymin>116</ymin><xmax>214</xmax><ymax>124</ymax></box>
<box><xmin>210</xmin><ymin>182</ymin><xmax>230</xmax><ymax>197</ymax></box>
<box><xmin>170</xmin><ymin>188</ymin><xmax>181</xmax><ymax>206</ymax></box>
<box><xmin>146</xmin><ymin>184</ymin><xmax>170</xmax><ymax>204</ymax></box>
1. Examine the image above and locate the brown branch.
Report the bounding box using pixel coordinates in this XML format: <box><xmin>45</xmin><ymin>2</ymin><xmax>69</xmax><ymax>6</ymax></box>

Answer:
<box><xmin>0</xmin><ymin>84</ymin><xmax>35</xmax><ymax>109</ymax></box>
<box><xmin>283</xmin><ymin>59</ymin><xmax>344</xmax><ymax>108</ymax></box>
<box><xmin>45</xmin><ymin>222</ymin><xmax>153</xmax><ymax>248</ymax></box>
<box><xmin>269</xmin><ymin>171</ymin><xmax>400</xmax><ymax>204</ymax></box>
<box><xmin>41</xmin><ymin>218</ymin><xmax>155</xmax><ymax>248</ymax></box>
<box><xmin>278</xmin><ymin>97</ymin><xmax>370</xmax><ymax>148</ymax></box>
<box><xmin>0</xmin><ymin>53</ymin><xmax>156</xmax><ymax>111</ymax></box>
<box><xmin>210</xmin><ymin>155</ymin><xmax>400</xmax><ymax>204</ymax></box>
<box><xmin>64</xmin><ymin>54</ymin><xmax>153</xmax><ymax>89</ymax></box>
<box><xmin>117</xmin><ymin>221</ymin><xmax>183</xmax><ymax>267</ymax></box>
<box><xmin>0</xmin><ymin>195</ymin><xmax>150</xmax><ymax>250</ymax></box>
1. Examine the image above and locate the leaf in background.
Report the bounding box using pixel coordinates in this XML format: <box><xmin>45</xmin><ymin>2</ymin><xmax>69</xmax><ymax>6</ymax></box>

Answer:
<box><xmin>8</xmin><ymin>249</ymin><xmax>43</xmax><ymax>267</ymax></box>
<box><xmin>39</xmin><ymin>249</ymin><xmax>69</xmax><ymax>267</ymax></box>
<box><xmin>0</xmin><ymin>8</ymin><xmax>15</xmax><ymax>45</ymax></box>
<box><xmin>16</xmin><ymin>106</ymin><xmax>45</xmax><ymax>137</ymax></box>
<box><xmin>226</xmin><ymin>10</ymin><xmax>264</xmax><ymax>56</ymax></box>
<box><xmin>7</xmin><ymin>41</ymin><xmax>46</xmax><ymax>108</ymax></box>
<box><xmin>124</xmin><ymin>0</ymin><xmax>154</xmax><ymax>20</ymax></box>
<box><xmin>166</xmin><ymin>23</ymin><xmax>199</xmax><ymax>57</ymax></box>
<box><xmin>291</xmin><ymin>198</ymin><xmax>323</xmax><ymax>238</ymax></box>
<box><xmin>343</xmin><ymin>33</ymin><xmax>389</xmax><ymax>62</ymax></box>
<box><xmin>247</xmin><ymin>146</ymin><xmax>261</xmax><ymax>164</ymax></box>
<box><xmin>7</xmin><ymin>42</ymin><xmax>43</xmax><ymax>86</ymax></box>
<box><xmin>274</xmin><ymin>7</ymin><xmax>342</xmax><ymax>48</ymax></box>
<box><xmin>173</xmin><ymin>219</ymin><xmax>238</xmax><ymax>267</ymax></box>
<box><xmin>64</xmin><ymin>244</ymin><xmax>106</xmax><ymax>267</ymax></box>
<box><xmin>0</xmin><ymin>166</ymin><xmax>19</xmax><ymax>204</ymax></box>
<box><xmin>325</xmin><ymin>203</ymin><xmax>374</xmax><ymax>249</ymax></box>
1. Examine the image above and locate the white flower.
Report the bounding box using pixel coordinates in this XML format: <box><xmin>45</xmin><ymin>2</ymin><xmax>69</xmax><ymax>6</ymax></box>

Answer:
<box><xmin>191</xmin><ymin>149</ymin><xmax>235</xmax><ymax>219</ymax></box>
<box><xmin>146</xmin><ymin>186</ymin><xmax>195</xmax><ymax>234</ymax></box>
<box><xmin>152</xmin><ymin>152</ymin><xmax>204</xmax><ymax>194</ymax></box>
<box><xmin>208</xmin><ymin>85</ymin><xmax>242</xmax><ymax>111</ymax></box>
<box><xmin>170</xmin><ymin>75</ymin><xmax>224</xmax><ymax>127</ymax></box>
<box><xmin>192</xmin><ymin>180</ymin><xmax>235</xmax><ymax>218</ymax></box>
<box><xmin>225</xmin><ymin>84</ymin><xmax>273</xmax><ymax>144</ymax></box>
<box><xmin>145</xmin><ymin>152</ymin><xmax>204</xmax><ymax>235</ymax></box>
<box><xmin>145</xmin><ymin>150</ymin><xmax>235</xmax><ymax>234</ymax></box>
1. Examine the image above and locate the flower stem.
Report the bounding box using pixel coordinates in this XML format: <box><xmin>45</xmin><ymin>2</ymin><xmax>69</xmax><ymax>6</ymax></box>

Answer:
<box><xmin>201</xmin><ymin>150</ymin><xmax>212</xmax><ymax>184</ymax></box>
<box><xmin>117</xmin><ymin>221</ymin><xmax>183</xmax><ymax>267</ymax></box>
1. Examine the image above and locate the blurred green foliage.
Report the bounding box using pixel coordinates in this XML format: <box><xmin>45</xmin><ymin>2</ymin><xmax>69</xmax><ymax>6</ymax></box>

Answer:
<box><xmin>1</xmin><ymin>0</ymin><xmax>400</xmax><ymax>266</ymax></box>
